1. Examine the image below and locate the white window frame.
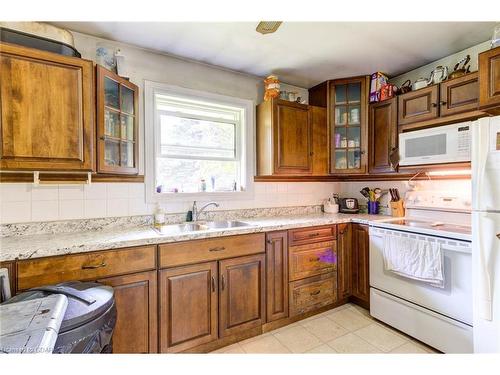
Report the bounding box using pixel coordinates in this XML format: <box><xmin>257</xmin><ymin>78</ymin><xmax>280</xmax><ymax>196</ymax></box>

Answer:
<box><xmin>144</xmin><ymin>80</ymin><xmax>255</xmax><ymax>203</ymax></box>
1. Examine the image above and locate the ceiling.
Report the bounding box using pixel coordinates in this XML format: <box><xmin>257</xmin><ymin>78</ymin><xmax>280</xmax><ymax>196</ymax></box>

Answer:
<box><xmin>52</xmin><ymin>22</ymin><xmax>495</xmax><ymax>88</ymax></box>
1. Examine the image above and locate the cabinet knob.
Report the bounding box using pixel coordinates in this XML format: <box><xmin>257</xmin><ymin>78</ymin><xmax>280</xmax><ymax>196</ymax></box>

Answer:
<box><xmin>440</xmin><ymin>101</ymin><xmax>447</xmax><ymax>106</ymax></box>
<box><xmin>360</xmin><ymin>150</ymin><xmax>366</xmax><ymax>155</ymax></box>
<box><xmin>431</xmin><ymin>103</ymin><xmax>438</xmax><ymax>107</ymax></box>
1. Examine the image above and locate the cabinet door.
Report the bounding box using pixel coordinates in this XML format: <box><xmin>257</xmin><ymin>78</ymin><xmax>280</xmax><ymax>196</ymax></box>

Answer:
<box><xmin>0</xmin><ymin>43</ymin><xmax>94</xmax><ymax>171</ymax></box>
<box><xmin>439</xmin><ymin>72</ymin><xmax>479</xmax><ymax>116</ymax></box>
<box><xmin>266</xmin><ymin>231</ymin><xmax>289</xmax><ymax>322</ymax></box>
<box><xmin>159</xmin><ymin>262</ymin><xmax>218</xmax><ymax>353</ymax></box>
<box><xmin>398</xmin><ymin>85</ymin><xmax>439</xmax><ymax>125</ymax></box>
<box><xmin>329</xmin><ymin>76</ymin><xmax>369</xmax><ymax>174</ymax></box>
<box><xmin>219</xmin><ymin>254</ymin><xmax>265</xmax><ymax>337</ymax></box>
<box><xmin>369</xmin><ymin>98</ymin><xmax>397</xmax><ymax>174</ymax></box>
<box><xmin>479</xmin><ymin>46</ymin><xmax>500</xmax><ymax>113</ymax></box>
<box><xmin>274</xmin><ymin>101</ymin><xmax>312</xmax><ymax>174</ymax></box>
<box><xmin>96</xmin><ymin>65</ymin><xmax>139</xmax><ymax>174</ymax></box>
<box><xmin>351</xmin><ymin>224</ymin><xmax>370</xmax><ymax>308</ymax></box>
<box><xmin>98</xmin><ymin>271</ymin><xmax>157</xmax><ymax>353</ymax></box>
<box><xmin>310</xmin><ymin>106</ymin><xmax>328</xmax><ymax>175</ymax></box>
<box><xmin>337</xmin><ymin>223</ymin><xmax>352</xmax><ymax>300</ymax></box>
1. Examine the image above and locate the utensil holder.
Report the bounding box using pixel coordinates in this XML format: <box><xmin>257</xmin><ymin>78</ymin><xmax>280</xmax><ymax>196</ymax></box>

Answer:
<box><xmin>390</xmin><ymin>200</ymin><xmax>405</xmax><ymax>217</ymax></box>
<box><xmin>368</xmin><ymin>201</ymin><xmax>379</xmax><ymax>215</ymax></box>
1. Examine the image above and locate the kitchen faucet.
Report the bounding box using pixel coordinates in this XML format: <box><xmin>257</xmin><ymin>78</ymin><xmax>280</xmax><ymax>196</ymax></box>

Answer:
<box><xmin>192</xmin><ymin>201</ymin><xmax>219</xmax><ymax>221</ymax></box>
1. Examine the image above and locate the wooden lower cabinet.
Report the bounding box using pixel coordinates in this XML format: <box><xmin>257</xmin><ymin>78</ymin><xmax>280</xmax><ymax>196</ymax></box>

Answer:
<box><xmin>265</xmin><ymin>231</ymin><xmax>289</xmax><ymax>322</ymax></box>
<box><xmin>337</xmin><ymin>223</ymin><xmax>352</xmax><ymax>300</ymax></box>
<box><xmin>98</xmin><ymin>271</ymin><xmax>157</xmax><ymax>354</ymax></box>
<box><xmin>351</xmin><ymin>224</ymin><xmax>370</xmax><ymax>308</ymax></box>
<box><xmin>219</xmin><ymin>254</ymin><xmax>266</xmax><ymax>338</ymax></box>
<box><xmin>289</xmin><ymin>272</ymin><xmax>337</xmax><ymax>317</ymax></box>
<box><xmin>159</xmin><ymin>262</ymin><xmax>218</xmax><ymax>353</ymax></box>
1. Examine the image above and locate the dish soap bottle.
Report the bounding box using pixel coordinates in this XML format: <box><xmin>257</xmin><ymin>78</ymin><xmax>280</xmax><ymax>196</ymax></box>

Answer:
<box><xmin>154</xmin><ymin>203</ymin><xmax>166</xmax><ymax>228</ymax></box>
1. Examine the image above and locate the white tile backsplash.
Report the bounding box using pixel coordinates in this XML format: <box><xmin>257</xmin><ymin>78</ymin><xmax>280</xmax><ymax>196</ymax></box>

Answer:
<box><xmin>84</xmin><ymin>199</ymin><xmax>107</xmax><ymax>219</ymax></box>
<box><xmin>0</xmin><ymin>201</ymin><xmax>31</xmax><ymax>224</ymax></box>
<box><xmin>32</xmin><ymin>200</ymin><xmax>59</xmax><ymax>221</ymax></box>
<box><xmin>0</xmin><ymin>179</ymin><xmax>471</xmax><ymax>224</ymax></box>
<box><xmin>106</xmin><ymin>198</ymin><xmax>129</xmax><ymax>217</ymax></box>
<box><xmin>84</xmin><ymin>183</ymin><xmax>107</xmax><ymax>200</ymax></box>
<box><xmin>106</xmin><ymin>184</ymin><xmax>129</xmax><ymax>199</ymax></box>
<box><xmin>59</xmin><ymin>185</ymin><xmax>85</xmax><ymax>200</ymax></box>
<box><xmin>59</xmin><ymin>200</ymin><xmax>85</xmax><ymax>220</ymax></box>
<box><xmin>0</xmin><ymin>183</ymin><xmax>32</xmax><ymax>202</ymax></box>
<box><xmin>31</xmin><ymin>185</ymin><xmax>59</xmax><ymax>201</ymax></box>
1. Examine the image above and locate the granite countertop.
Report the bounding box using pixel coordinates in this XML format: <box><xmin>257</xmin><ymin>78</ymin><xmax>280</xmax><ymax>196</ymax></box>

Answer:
<box><xmin>0</xmin><ymin>213</ymin><xmax>386</xmax><ymax>261</ymax></box>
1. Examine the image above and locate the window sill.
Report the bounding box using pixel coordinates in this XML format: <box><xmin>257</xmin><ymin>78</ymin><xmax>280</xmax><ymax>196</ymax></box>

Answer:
<box><xmin>147</xmin><ymin>190</ymin><xmax>254</xmax><ymax>203</ymax></box>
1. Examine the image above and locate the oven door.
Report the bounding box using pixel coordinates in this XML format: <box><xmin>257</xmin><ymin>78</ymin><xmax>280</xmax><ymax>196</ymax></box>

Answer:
<box><xmin>369</xmin><ymin>226</ymin><xmax>472</xmax><ymax>325</ymax></box>
<box><xmin>399</xmin><ymin>122</ymin><xmax>471</xmax><ymax>166</ymax></box>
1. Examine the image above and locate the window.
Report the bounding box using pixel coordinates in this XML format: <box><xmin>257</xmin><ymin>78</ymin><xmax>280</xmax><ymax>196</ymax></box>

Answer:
<box><xmin>145</xmin><ymin>81</ymin><xmax>254</xmax><ymax>202</ymax></box>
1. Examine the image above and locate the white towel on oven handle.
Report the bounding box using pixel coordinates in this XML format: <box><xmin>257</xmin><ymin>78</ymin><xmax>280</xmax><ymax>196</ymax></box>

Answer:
<box><xmin>383</xmin><ymin>235</ymin><xmax>445</xmax><ymax>288</ymax></box>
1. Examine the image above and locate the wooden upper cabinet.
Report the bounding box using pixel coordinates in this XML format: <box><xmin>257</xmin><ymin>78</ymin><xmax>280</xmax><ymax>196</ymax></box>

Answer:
<box><xmin>439</xmin><ymin>72</ymin><xmax>479</xmax><ymax>116</ymax></box>
<box><xmin>329</xmin><ymin>76</ymin><xmax>369</xmax><ymax>174</ymax></box>
<box><xmin>310</xmin><ymin>106</ymin><xmax>328</xmax><ymax>175</ymax></box>
<box><xmin>265</xmin><ymin>231</ymin><xmax>289</xmax><ymax>323</ymax></box>
<box><xmin>0</xmin><ymin>42</ymin><xmax>94</xmax><ymax>171</ymax></box>
<box><xmin>369</xmin><ymin>98</ymin><xmax>397</xmax><ymax>174</ymax></box>
<box><xmin>159</xmin><ymin>262</ymin><xmax>218</xmax><ymax>353</ymax></box>
<box><xmin>479</xmin><ymin>46</ymin><xmax>500</xmax><ymax>114</ymax></box>
<box><xmin>337</xmin><ymin>223</ymin><xmax>352</xmax><ymax>300</ymax></box>
<box><xmin>96</xmin><ymin>65</ymin><xmax>139</xmax><ymax>174</ymax></box>
<box><xmin>351</xmin><ymin>224</ymin><xmax>370</xmax><ymax>308</ymax></box>
<box><xmin>256</xmin><ymin>99</ymin><xmax>312</xmax><ymax>176</ymax></box>
<box><xmin>219</xmin><ymin>254</ymin><xmax>265</xmax><ymax>337</ymax></box>
<box><xmin>98</xmin><ymin>271</ymin><xmax>157</xmax><ymax>354</ymax></box>
<box><xmin>398</xmin><ymin>84</ymin><xmax>439</xmax><ymax>125</ymax></box>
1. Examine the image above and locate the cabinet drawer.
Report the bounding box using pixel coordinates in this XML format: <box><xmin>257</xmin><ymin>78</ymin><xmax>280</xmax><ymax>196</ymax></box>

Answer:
<box><xmin>289</xmin><ymin>240</ymin><xmax>337</xmax><ymax>281</ymax></box>
<box><xmin>159</xmin><ymin>233</ymin><xmax>265</xmax><ymax>268</ymax></box>
<box><xmin>288</xmin><ymin>225</ymin><xmax>336</xmax><ymax>246</ymax></box>
<box><xmin>17</xmin><ymin>245</ymin><xmax>157</xmax><ymax>290</ymax></box>
<box><xmin>289</xmin><ymin>273</ymin><xmax>337</xmax><ymax>317</ymax></box>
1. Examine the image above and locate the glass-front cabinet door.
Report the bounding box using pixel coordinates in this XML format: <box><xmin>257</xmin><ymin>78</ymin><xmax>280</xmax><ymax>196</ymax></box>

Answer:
<box><xmin>97</xmin><ymin>65</ymin><xmax>139</xmax><ymax>174</ymax></box>
<box><xmin>329</xmin><ymin>76</ymin><xmax>368</xmax><ymax>174</ymax></box>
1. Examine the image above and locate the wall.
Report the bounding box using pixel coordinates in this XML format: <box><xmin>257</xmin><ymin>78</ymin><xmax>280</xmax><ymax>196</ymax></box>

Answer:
<box><xmin>390</xmin><ymin>40</ymin><xmax>490</xmax><ymax>87</ymax></box>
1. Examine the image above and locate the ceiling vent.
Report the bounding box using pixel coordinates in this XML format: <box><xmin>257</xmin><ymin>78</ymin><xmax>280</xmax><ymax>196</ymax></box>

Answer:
<box><xmin>256</xmin><ymin>21</ymin><xmax>283</xmax><ymax>35</ymax></box>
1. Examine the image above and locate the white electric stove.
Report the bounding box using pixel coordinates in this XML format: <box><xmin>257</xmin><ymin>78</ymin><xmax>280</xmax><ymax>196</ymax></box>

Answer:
<box><xmin>369</xmin><ymin>190</ymin><xmax>473</xmax><ymax>353</ymax></box>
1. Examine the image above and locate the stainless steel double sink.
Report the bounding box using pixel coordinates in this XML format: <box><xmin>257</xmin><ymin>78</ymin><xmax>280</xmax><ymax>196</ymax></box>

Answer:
<box><xmin>153</xmin><ymin>220</ymin><xmax>252</xmax><ymax>235</ymax></box>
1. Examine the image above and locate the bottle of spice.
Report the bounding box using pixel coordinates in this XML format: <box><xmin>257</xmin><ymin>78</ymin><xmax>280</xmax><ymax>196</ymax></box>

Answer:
<box><xmin>200</xmin><ymin>179</ymin><xmax>207</xmax><ymax>192</ymax></box>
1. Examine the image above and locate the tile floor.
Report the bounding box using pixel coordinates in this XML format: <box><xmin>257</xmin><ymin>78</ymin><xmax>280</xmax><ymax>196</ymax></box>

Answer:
<box><xmin>212</xmin><ymin>303</ymin><xmax>439</xmax><ymax>354</ymax></box>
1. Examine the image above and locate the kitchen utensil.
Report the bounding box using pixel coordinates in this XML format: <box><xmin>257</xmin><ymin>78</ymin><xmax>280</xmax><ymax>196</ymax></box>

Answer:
<box><xmin>412</xmin><ymin>78</ymin><xmax>429</xmax><ymax>91</ymax></box>
<box><xmin>339</xmin><ymin>198</ymin><xmax>359</xmax><ymax>214</ymax></box>
<box><xmin>390</xmin><ymin>200</ymin><xmax>405</xmax><ymax>217</ymax></box>
<box><xmin>449</xmin><ymin>55</ymin><xmax>471</xmax><ymax>80</ymax></box>
<box><xmin>428</xmin><ymin>65</ymin><xmax>449</xmax><ymax>85</ymax></box>
<box><xmin>359</xmin><ymin>189</ymin><xmax>370</xmax><ymax>199</ymax></box>
<box><xmin>368</xmin><ymin>201</ymin><xmax>380</xmax><ymax>214</ymax></box>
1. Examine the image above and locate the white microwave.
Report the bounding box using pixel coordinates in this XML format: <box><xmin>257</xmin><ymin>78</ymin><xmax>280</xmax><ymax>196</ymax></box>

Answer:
<box><xmin>399</xmin><ymin>122</ymin><xmax>471</xmax><ymax>166</ymax></box>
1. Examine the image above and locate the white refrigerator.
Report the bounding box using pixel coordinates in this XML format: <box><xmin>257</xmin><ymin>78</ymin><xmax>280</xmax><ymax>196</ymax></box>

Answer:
<box><xmin>472</xmin><ymin>115</ymin><xmax>500</xmax><ymax>353</ymax></box>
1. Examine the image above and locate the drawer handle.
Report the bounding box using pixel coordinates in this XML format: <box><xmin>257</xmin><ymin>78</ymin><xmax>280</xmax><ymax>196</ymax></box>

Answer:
<box><xmin>309</xmin><ymin>257</ymin><xmax>320</xmax><ymax>262</ymax></box>
<box><xmin>211</xmin><ymin>276</ymin><xmax>216</xmax><ymax>292</ymax></box>
<box><xmin>82</xmin><ymin>262</ymin><xmax>107</xmax><ymax>270</ymax></box>
<box><xmin>310</xmin><ymin>290</ymin><xmax>321</xmax><ymax>296</ymax></box>
<box><xmin>209</xmin><ymin>246</ymin><xmax>225</xmax><ymax>252</ymax></box>
<box><xmin>308</xmin><ymin>233</ymin><xmax>320</xmax><ymax>238</ymax></box>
